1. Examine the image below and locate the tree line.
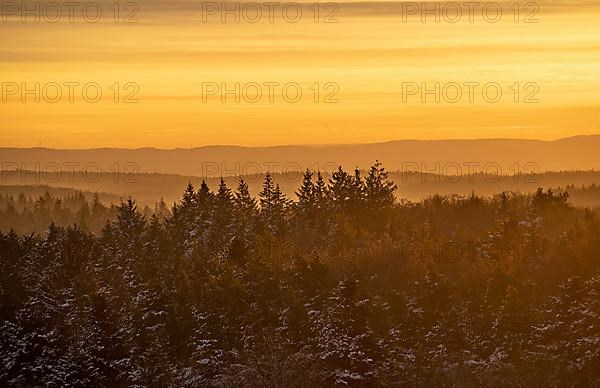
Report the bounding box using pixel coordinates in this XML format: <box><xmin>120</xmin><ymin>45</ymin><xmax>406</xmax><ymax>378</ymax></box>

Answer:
<box><xmin>1</xmin><ymin>161</ymin><xmax>600</xmax><ymax>386</ymax></box>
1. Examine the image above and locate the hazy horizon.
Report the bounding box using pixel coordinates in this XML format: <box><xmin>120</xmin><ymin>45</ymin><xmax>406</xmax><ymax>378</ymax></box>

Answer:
<box><xmin>2</xmin><ymin>132</ymin><xmax>600</xmax><ymax>150</ymax></box>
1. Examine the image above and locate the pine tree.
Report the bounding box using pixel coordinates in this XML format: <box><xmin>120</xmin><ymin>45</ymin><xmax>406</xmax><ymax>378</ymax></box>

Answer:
<box><xmin>314</xmin><ymin>171</ymin><xmax>330</xmax><ymax>211</ymax></box>
<box><xmin>314</xmin><ymin>276</ymin><xmax>376</xmax><ymax>386</ymax></box>
<box><xmin>234</xmin><ymin>178</ymin><xmax>258</xmax><ymax>235</ymax></box>
<box><xmin>258</xmin><ymin>173</ymin><xmax>290</xmax><ymax>237</ymax></box>
<box><xmin>181</xmin><ymin>183</ymin><xmax>196</xmax><ymax>213</ymax></box>
<box><xmin>196</xmin><ymin>180</ymin><xmax>214</xmax><ymax>213</ymax></box>
<box><xmin>259</xmin><ymin>172</ymin><xmax>275</xmax><ymax>212</ymax></box>
<box><xmin>211</xmin><ymin>178</ymin><xmax>235</xmax><ymax>248</ymax></box>
<box><xmin>350</xmin><ymin>168</ymin><xmax>366</xmax><ymax>219</ymax></box>
<box><xmin>216</xmin><ymin>178</ymin><xmax>233</xmax><ymax>205</ymax></box>
<box><xmin>116</xmin><ymin>198</ymin><xmax>146</xmax><ymax>239</ymax></box>
<box><xmin>312</xmin><ymin>171</ymin><xmax>332</xmax><ymax>237</ymax></box>
<box><xmin>352</xmin><ymin>168</ymin><xmax>365</xmax><ymax>203</ymax></box>
<box><xmin>329</xmin><ymin>166</ymin><xmax>355</xmax><ymax>210</ymax></box>
<box><xmin>193</xmin><ymin>180</ymin><xmax>215</xmax><ymax>239</ymax></box>
<box><xmin>365</xmin><ymin>160</ymin><xmax>396</xmax><ymax>210</ymax></box>
<box><xmin>272</xmin><ymin>184</ymin><xmax>291</xmax><ymax>237</ymax></box>
<box><xmin>295</xmin><ymin>169</ymin><xmax>316</xmax><ymax>221</ymax></box>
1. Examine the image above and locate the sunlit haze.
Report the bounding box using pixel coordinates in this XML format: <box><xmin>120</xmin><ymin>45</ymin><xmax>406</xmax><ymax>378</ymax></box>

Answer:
<box><xmin>1</xmin><ymin>0</ymin><xmax>599</xmax><ymax>148</ymax></box>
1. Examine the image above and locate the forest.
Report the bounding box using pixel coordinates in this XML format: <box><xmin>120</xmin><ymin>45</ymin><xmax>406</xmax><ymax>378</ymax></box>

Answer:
<box><xmin>1</xmin><ymin>161</ymin><xmax>600</xmax><ymax>387</ymax></box>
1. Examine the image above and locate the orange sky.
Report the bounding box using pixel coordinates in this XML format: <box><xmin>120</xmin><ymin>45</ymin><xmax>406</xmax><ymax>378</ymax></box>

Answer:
<box><xmin>0</xmin><ymin>0</ymin><xmax>599</xmax><ymax>148</ymax></box>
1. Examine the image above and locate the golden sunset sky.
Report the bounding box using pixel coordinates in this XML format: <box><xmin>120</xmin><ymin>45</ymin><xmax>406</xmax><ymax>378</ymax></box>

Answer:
<box><xmin>0</xmin><ymin>0</ymin><xmax>599</xmax><ymax>148</ymax></box>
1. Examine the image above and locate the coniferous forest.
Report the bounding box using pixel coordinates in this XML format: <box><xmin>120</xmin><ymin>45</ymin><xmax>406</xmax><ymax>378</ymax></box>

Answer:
<box><xmin>2</xmin><ymin>162</ymin><xmax>600</xmax><ymax>387</ymax></box>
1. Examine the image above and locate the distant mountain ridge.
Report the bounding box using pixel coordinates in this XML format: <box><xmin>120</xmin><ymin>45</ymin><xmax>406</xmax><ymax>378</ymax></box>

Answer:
<box><xmin>2</xmin><ymin>135</ymin><xmax>600</xmax><ymax>176</ymax></box>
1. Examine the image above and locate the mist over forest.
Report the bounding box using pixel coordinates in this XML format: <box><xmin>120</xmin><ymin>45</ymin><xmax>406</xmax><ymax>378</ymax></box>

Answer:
<box><xmin>2</xmin><ymin>161</ymin><xmax>600</xmax><ymax>386</ymax></box>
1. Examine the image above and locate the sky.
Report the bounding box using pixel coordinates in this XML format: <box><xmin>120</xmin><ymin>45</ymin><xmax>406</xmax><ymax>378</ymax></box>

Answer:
<box><xmin>0</xmin><ymin>0</ymin><xmax>599</xmax><ymax>148</ymax></box>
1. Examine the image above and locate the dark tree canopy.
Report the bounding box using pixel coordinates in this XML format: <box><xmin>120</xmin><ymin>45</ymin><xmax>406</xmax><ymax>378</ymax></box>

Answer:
<box><xmin>1</xmin><ymin>162</ymin><xmax>600</xmax><ymax>387</ymax></box>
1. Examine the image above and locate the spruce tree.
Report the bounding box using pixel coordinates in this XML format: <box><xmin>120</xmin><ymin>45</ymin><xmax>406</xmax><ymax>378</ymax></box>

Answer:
<box><xmin>314</xmin><ymin>171</ymin><xmax>330</xmax><ymax>211</ymax></box>
<box><xmin>211</xmin><ymin>178</ymin><xmax>234</xmax><ymax>247</ymax></box>
<box><xmin>295</xmin><ymin>169</ymin><xmax>316</xmax><ymax>220</ymax></box>
<box><xmin>259</xmin><ymin>173</ymin><xmax>276</xmax><ymax>228</ymax></box>
<box><xmin>365</xmin><ymin>160</ymin><xmax>396</xmax><ymax>210</ymax></box>
<box><xmin>181</xmin><ymin>183</ymin><xmax>196</xmax><ymax>213</ymax></box>
<box><xmin>329</xmin><ymin>166</ymin><xmax>354</xmax><ymax>209</ymax></box>
<box><xmin>234</xmin><ymin>178</ymin><xmax>258</xmax><ymax>236</ymax></box>
<box><xmin>196</xmin><ymin>180</ymin><xmax>213</xmax><ymax>213</ymax></box>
